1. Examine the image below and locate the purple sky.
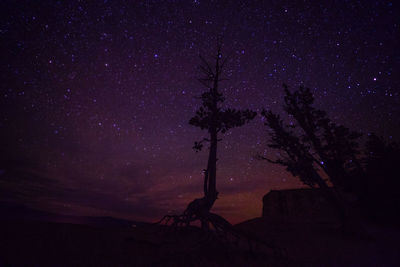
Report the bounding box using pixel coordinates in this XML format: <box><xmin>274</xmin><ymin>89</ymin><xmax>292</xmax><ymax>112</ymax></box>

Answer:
<box><xmin>1</xmin><ymin>0</ymin><xmax>399</xmax><ymax>223</ymax></box>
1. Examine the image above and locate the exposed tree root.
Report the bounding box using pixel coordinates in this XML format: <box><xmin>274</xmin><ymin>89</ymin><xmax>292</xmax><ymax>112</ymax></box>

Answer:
<box><xmin>155</xmin><ymin>198</ymin><xmax>287</xmax><ymax>261</ymax></box>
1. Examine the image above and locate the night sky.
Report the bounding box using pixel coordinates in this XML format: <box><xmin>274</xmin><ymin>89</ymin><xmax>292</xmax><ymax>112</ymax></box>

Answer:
<box><xmin>1</xmin><ymin>0</ymin><xmax>399</xmax><ymax>224</ymax></box>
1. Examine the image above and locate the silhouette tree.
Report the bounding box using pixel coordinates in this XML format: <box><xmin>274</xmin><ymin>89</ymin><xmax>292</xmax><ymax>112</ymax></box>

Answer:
<box><xmin>260</xmin><ymin>85</ymin><xmax>363</xmax><ymax>221</ymax></box>
<box><xmin>158</xmin><ymin>44</ymin><xmax>256</xmax><ymax>230</ymax></box>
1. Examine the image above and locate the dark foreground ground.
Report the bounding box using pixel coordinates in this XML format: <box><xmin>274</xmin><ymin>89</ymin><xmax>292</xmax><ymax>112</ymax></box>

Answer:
<box><xmin>0</xmin><ymin>218</ymin><xmax>399</xmax><ymax>266</ymax></box>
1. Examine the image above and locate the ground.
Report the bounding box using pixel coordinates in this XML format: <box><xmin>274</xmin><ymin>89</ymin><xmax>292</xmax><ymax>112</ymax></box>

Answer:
<box><xmin>0</xmin><ymin>218</ymin><xmax>399</xmax><ymax>266</ymax></box>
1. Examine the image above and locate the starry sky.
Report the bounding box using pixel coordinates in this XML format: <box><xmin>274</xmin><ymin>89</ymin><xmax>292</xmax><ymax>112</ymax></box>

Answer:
<box><xmin>1</xmin><ymin>0</ymin><xmax>399</xmax><ymax>224</ymax></box>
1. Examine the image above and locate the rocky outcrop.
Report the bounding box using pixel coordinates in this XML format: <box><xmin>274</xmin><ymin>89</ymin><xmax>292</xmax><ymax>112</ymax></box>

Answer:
<box><xmin>262</xmin><ymin>188</ymin><xmax>340</xmax><ymax>222</ymax></box>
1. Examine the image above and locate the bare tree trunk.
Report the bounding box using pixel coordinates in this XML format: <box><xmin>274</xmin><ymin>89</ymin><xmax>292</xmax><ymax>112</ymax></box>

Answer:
<box><xmin>203</xmin><ymin>169</ymin><xmax>208</xmax><ymax>196</ymax></box>
<box><xmin>206</xmin><ymin>129</ymin><xmax>218</xmax><ymax>205</ymax></box>
<box><xmin>201</xmin><ymin>130</ymin><xmax>217</xmax><ymax>230</ymax></box>
<box><xmin>204</xmin><ymin>46</ymin><xmax>221</xmax><ymax>208</ymax></box>
<box><xmin>200</xmin><ymin>48</ymin><xmax>221</xmax><ymax>229</ymax></box>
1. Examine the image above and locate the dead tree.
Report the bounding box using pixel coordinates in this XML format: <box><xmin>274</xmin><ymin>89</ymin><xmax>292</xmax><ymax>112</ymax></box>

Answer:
<box><xmin>158</xmin><ymin>44</ymin><xmax>256</xmax><ymax>231</ymax></box>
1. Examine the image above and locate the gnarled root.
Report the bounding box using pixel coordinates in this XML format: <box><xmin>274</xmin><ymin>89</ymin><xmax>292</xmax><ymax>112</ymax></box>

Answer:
<box><xmin>156</xmin><ymin>196</ymin><xmax>211</xmax><ymax>228</ymax></box>
<box><xmin>156</xmin><ymin>198</ymin><xmax>286</xmax><ymax>261</ymax></box>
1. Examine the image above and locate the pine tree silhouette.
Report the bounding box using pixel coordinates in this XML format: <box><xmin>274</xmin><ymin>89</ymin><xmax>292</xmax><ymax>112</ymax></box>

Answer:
<box><xmin>158</xmin><ymin>43</ymin><xmax>256</xmax><ymax>230</ymax></box>
<box><xmin>260</xmin><ymin>84</ymin><xmax>363</xmax><ymax>222</ymax></box>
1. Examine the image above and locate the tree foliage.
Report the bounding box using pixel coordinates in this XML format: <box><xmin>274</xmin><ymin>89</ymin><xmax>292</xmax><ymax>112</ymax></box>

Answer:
<box><xmin>261</xmin><ymin>84</ymin><xmax>362</xmax><ymax>191</ymax></box>
<box><xmin>189</xmin><ymin>63</ymin><xmax>256</xmax><ymax>149</ymax></box>
<box><xmin>261</xmin><ymin>84</ymin><xmax>400</xmax><ymax>221</ymax></box>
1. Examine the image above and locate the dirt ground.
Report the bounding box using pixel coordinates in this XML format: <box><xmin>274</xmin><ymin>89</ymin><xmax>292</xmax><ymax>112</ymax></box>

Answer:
<box><xmin>0</xmin><ymin>218</ymin><xmax>399</xmax><ymax>266</ymax></box>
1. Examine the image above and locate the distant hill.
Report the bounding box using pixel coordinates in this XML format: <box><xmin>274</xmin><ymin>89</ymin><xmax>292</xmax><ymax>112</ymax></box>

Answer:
<box><xmin>0</xmin><ymin>201</ymin><xmax>148</xmax><ymax>227</ymax></box>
